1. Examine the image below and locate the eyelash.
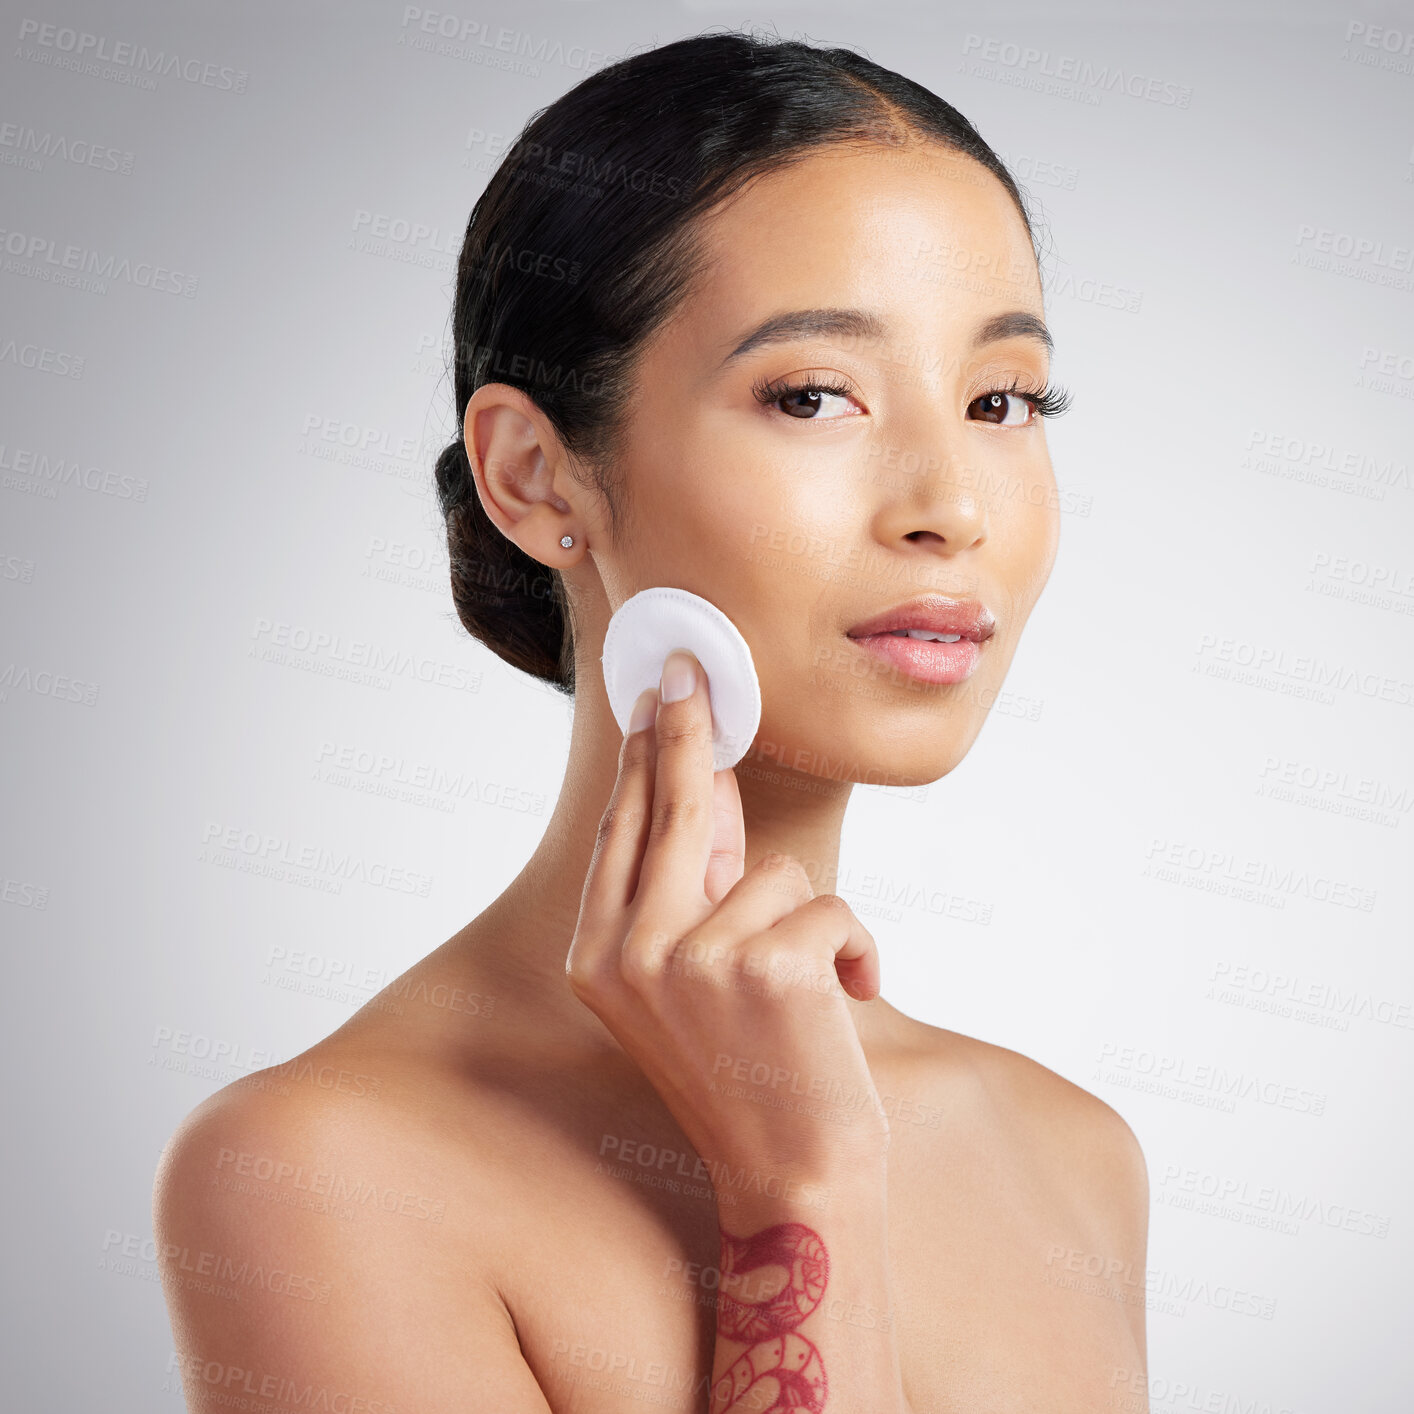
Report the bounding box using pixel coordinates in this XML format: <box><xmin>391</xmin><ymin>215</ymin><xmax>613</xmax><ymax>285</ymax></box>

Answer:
<box><xmin>750</xmin><ymin>373</ymin><xmax>856</xmax><ymax>412</ymax></box>
<box><xmin>749</xmin><ymin>373</ymin><xmax>1075</xmax><ymax>421</ymax></box>
<box><xmin>982</xmin><ymin>375</ymin><xmax>1074</xmax><ymax>421</ymax></box>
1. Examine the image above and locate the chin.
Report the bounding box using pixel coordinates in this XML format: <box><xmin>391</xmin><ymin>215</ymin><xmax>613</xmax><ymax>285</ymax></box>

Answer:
<box><xmin>868</xmin><ymin>739</ymin><xmax>977</xmax><ymax>791</ymax></box>
<box><xmin>748</xmin><ymin>704</ymin><xmax>981</xmax><ymax>794</ymax></box>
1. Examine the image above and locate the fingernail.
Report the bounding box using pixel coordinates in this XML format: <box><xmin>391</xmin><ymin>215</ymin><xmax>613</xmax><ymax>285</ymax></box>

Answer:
<box><xmin>659</xmin><ymin>650</ymin><xmax>697</xmax><ymax>704</ymax></box>
<box><xmin>628</xmin><ymin>687</ymin><xmax>657</xmax><ymax>734</ymax></box>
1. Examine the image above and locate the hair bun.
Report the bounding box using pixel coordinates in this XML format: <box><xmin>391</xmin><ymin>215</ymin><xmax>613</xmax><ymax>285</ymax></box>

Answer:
<box><xmin>434</xmin><ymin>437</ymin><xmax>573</xmax><ymax>694</ymax></box>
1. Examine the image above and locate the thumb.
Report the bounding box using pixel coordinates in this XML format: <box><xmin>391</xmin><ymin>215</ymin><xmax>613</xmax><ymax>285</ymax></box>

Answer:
<box><xmin>703</xmin><ymin>765</ymin><xmax>745</xmax><ymax>905</ymax></box>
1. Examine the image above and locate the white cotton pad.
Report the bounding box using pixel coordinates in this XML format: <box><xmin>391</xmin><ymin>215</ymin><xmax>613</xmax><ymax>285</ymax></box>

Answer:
<box><xmin>601</xmin><ymin>586</ymin><xmax>762</xmax><ymax>772</ymax></box>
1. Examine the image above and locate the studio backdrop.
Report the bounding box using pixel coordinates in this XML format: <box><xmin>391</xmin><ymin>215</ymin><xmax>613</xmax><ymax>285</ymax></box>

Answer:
<box><xmin>2</xmin><ymin>1</ymin><xmax>1410</xmax><ymax>1409</ymax></box>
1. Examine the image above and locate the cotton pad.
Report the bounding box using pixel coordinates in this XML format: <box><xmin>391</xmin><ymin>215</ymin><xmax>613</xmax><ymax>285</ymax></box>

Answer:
<box><xmin>601</xmin><ymin>586</ymin><xmax>761</xmax><ymax>772</ymax></box>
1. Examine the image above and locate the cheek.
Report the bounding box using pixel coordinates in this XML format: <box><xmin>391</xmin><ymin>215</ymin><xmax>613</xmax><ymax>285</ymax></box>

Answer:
<box><xmin>672</xmin><ymin>451</ymin><xmax>856</xmax><ymax>589</ymax></box>
<box><xmin>618</xmin><ymin>455</ymin><xmax>842</xmax><ymax>677</ymax></box>
<box><xmin>717</xmin><ymin>477</ymin><xmax>860</xmax><ymax>716</ymax></box>
<box><xmin>984</xmin><ymin>454</ymin><xmax>1060</xmax><ymax>608</ymax></box>
<box><xmin>615</xmin><ymin>463</ymin><xmax>731</xmax><ymax>585</ymax></box>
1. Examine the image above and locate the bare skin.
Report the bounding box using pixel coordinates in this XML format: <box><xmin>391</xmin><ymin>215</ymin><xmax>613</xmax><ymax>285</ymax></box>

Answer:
<box><xmin>154</xmin><ymin>138</ymin><xmax>1149</xmax><ymax>1412</ymax></box>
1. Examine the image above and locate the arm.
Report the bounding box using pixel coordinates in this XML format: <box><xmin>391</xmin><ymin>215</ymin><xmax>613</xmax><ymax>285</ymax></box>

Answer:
<box><xmin>707</xmin><ymin>1167</ymin><xmax>912</xmax><ymax>1414</ymax></box>
<box><xmin>1037</xmin><ymin>1070</ymin><xmax>1151</xmax><ymax>1371</ymax></box>
<box><xmin>151</xmin><ymin>1085</ymin><xmax>554</xmax><ymax>1413</ymax></box>
<box><xmin>987</xmin><ymin>1045</ymin><xmax>1151</xmax><ymax>1388</ymax></box>
<box><xmin>567</xmin><ymin>651</ymin><xmax>914</xmax><ymax>1414</ymax></box>
<box><xmin>1097</xmin><ymin>1108</ymin><xmax>1150</xmax><ymax>1371</ymax></box>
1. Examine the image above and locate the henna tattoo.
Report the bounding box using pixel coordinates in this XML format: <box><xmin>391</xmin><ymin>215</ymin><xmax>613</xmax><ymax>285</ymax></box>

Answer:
<box><xmin>718</xmin><ymin>1222</ymin><xmax>829</xmax><ymax>1341</ymax></box>
<box><xmin>712</xmin><ymin>1221</ymin><xmax>829</xmax><ymax>1414</ymax></box>
<box><xmin>715</xmin><ymin>1332</ymin><xmax>826</xmax><ymax>1413</ymax></box>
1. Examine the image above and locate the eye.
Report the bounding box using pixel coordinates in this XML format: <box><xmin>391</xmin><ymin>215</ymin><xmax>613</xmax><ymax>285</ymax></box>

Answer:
<box><xmin>969</xmin><ymin>390</ymin><xmax>1036</xmax><ymax>426</ymax></box>
<box><xmin>969</xmin><ymin>379</ymin><xmax>1073</xmax><ymax>426</ymax></box>
<box><xmin>751</xmin><ymin>375</ymin><xmax>863</xmax><ymax>421</ymax></box>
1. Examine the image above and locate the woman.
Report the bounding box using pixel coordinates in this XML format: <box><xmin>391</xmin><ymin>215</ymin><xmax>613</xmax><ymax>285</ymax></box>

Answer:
<box><xmin>154</xmin><ymin>31</ymin><xmax>1149</xmax><ymax>1413</ymax></box>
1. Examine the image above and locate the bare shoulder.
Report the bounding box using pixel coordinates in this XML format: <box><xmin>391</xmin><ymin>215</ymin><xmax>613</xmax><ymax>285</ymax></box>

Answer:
<box><xmin>971</xmin><ymin>1030</ymin><xmax>1145</xmax><ymax>1195</ymax></box>
<box><xmin>883</xmin><ymin>1013</ymin><xmax>1150</xmax><ymax>1357</ymax></box>
<box><xmin>151</xmin><ymin>1042</ymin><xmax>551</xmax><ymax>1412</ymax></box>
<box><xmin>885</xmin><ymin>1014</ymin><xmax>1150</xmax><ymax>1239</ymax></box>
<box><xmin>153</xmin><ymin>1043</ymin><xmax>447</xmax><ymax>1233</ymax></box>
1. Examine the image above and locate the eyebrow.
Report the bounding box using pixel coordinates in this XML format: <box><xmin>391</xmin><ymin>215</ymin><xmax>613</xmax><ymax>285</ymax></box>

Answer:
<box><xmin>720</xmin><ymin>306</ymin><xmax>1053</xmax><ymax>366</ymax></box>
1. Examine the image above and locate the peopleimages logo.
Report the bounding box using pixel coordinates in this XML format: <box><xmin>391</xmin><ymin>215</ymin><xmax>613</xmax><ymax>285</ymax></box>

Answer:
<box><xmin>14</xmin><ymin>19</ymin><xmax>248</xmax><ymax>93</ymax></box>
<box><xmin>1208</xmin><ymin>960</ymin><xmax>1413</xmax><ymax>1033</ymax></box>
<box><xmin>249</xmin><ymin>616</ymin><xmax>482</xmax><ymax>694</ymax></box>
<box><xmin>199</xmin><ymin>821</ymin><xmax>435</xmax><ymax>898</ymax></box>
<box><xmin>0</xmin><ymin>225</ymin><xmax>197</xmax><ymax>296</ymax></box>
<box><xmin>1094</xmin><ymin>1042</ymin><xmax>1328</xmax><ymax>1117</ymax></box>
<box><xmin>1144</xmin><ymin>837</ymin><xmax>1378</xmax><ymax>912</ymax></box>
<box><xmin>960</xmin><ymin>34</ymin><xmax>1192</xmax><ymax>107</ymax></box>
<box><xmin>1157</xmin><ymin>1161</ymin><xmax>1392</xmax><ymax>1238</ymax></box>
<box><xmin>165</xmin><ymin>1353</ymin><xmax>396</xmax><ymax>1412</ymax></box>
<box><xmin>0</xmin><ymin>121</ymin><xmax>135</xmax><ymax>175</ymax></box>
<box><xmin>1242</xmin><ymin>427</ymin><xmax>1410</xmax><ymax>500</ymax></box>
<box><xmin>1340</xmin><ymin>20</ymin><xmax>1414</xmax><ymax>76</ymax></box>
<box><xmin>397</xmin><ymin>7</ymin><xmax>612</xmax><ymax>77</ymax></box>
<box><xmin>1193</xmin><ymin>631</ymin><xmax>1414</xmax><ymax>708</ymax></box>
<box><xmin>0</xmin><ymin>338</ymin><xmax>83</xmax><ymax>378</ymax></box>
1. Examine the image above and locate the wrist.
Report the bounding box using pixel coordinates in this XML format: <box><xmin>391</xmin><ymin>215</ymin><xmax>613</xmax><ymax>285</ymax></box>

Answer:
<box><xmin>710</xmin><ymin>1155</ymin><xmax>889</xmax><ymax>1228</ymax></box>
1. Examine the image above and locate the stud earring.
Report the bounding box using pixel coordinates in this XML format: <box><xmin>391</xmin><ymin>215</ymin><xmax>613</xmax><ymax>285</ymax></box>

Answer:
<box><xmin>560</xmin><ymin>535</ymin><xmax>574</xmax><ymax>549</ymax></box>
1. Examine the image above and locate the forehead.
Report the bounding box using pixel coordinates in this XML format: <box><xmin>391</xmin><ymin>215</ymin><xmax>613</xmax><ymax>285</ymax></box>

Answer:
<box><xmin>679</xmin><ymin>141</ymin><xmax>1043</xmax><ymax>360</ymax></box>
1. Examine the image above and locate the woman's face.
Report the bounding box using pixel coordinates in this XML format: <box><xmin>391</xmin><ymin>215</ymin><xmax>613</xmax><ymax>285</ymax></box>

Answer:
<box><xmin>592</xmin><ymin>141</ymin><xmax>1061</xmax><ymax>789</ymax></box>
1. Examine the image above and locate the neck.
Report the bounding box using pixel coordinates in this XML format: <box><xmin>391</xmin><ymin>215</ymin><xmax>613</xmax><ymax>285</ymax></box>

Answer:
<box><xmin>457</xmin><ymin>653</ymin><xmax>895</xmax><ymax>1055</ymax></box>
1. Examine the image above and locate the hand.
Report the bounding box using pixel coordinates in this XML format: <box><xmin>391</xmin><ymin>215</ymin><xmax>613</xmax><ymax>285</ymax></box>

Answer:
<box><xmin>565</xmin><ymin>649</ymin><xmax>890</xmax><ymax>1193</ymax></box>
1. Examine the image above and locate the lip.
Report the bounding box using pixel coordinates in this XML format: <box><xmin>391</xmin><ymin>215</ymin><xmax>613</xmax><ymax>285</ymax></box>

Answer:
<box><xmin>846</xmin><ymin>595</ymin><xmax>996</xmax><ymax>643</ymax></box>
<box><xmin>844</xmin><ymin>595</ymin><xmax>996</xmax><ymax>685</ymax></box>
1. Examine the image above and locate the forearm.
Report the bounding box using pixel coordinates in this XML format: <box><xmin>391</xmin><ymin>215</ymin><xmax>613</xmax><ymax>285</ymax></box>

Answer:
<box><xmin>708</xmin><ymin>1163</ymin><xmax>910</xmax><ymax>1414</ymax></box>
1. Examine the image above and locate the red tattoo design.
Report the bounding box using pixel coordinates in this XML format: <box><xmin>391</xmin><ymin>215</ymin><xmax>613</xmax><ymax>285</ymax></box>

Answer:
<box><xmin>712</xmin><ymin>1221</ymin><xmax>829</xmax><ymax>1413</ymax></box>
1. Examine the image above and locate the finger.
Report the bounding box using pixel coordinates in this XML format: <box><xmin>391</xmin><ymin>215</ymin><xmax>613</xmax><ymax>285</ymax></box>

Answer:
<box><xmin>758</xmin><ymin>894</ymin><xmax>881</xmax><ymax>1002</ymax></box>
<box><xmin>634</xmin><ymin>651</ymin><xmax>718</xmax><ymax>929</ymax></box>
<box><xmin>695</xmin><ymin>851</ymin><xmax>813</xmax><ymax>943</ymax></box>
<box><xmin>576</xmin><ymin>687</ymin><xmax>659</xmax><ymax>938</ymax></box>
<box><xmin>703</xmin><ymin>766</ymin><xmax>746</xmax><ymax>906</ymax></box>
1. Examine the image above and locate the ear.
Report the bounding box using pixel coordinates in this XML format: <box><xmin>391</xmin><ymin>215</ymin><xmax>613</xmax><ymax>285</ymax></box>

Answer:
<box><xmin>462</xmin><ymin>383</ymin><xmax>583</xmax><ymax>563</ymax></box>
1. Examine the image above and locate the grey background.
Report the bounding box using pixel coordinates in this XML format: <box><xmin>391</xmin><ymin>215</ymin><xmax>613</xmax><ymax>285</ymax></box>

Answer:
<box><xmin>2</xmin><ymin>0</ymin><xmax>1411</xmax><ymax>1407</ymax></box>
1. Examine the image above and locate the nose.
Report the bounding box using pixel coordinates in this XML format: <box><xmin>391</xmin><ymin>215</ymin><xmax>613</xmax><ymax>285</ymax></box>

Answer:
<box><xmin>870</xmin><ymin>443</ymin><xmax>989</xmax><ymax>560</ymax></box>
